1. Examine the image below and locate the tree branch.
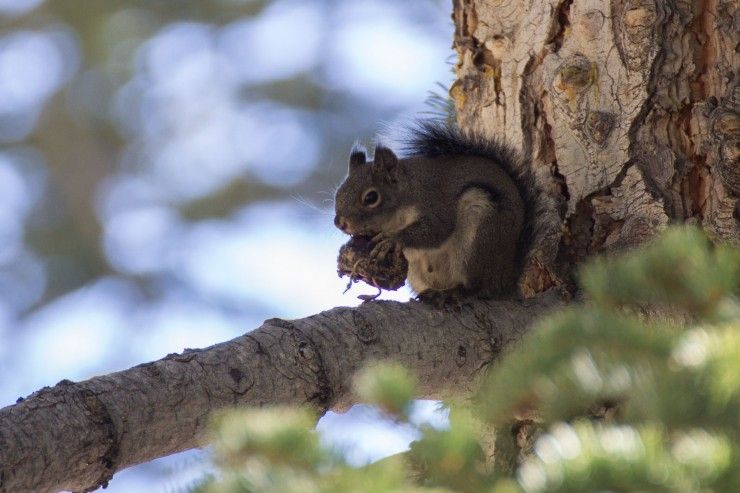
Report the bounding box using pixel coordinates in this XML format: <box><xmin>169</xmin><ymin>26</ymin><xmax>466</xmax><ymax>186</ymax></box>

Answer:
<box><xmin>0</xmin><ymin>291</ymin><xmax>565</xmax><ymax>493</ymax></box>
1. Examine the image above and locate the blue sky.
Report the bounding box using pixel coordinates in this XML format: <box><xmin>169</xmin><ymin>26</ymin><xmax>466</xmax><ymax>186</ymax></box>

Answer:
<box><xmin>0</xmin><ymin>0</ymin><xmax>454</xmax><ymax>490</ymax></box>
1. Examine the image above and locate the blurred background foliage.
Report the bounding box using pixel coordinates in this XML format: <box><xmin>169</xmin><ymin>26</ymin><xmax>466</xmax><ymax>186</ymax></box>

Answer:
<box><xmin>200</xmin><ymin>227</ymin><xmax>740</xmax><ymax>493</ymax></box>
<box><xmin>0</xmin><ymin>0</ymin><xmax>453</xmax><ymax>490</ymax></box>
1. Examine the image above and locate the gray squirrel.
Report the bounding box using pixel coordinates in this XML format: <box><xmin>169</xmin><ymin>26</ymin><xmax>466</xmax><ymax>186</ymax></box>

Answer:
<box><xmin>334</xmin><ymin>120</ymin><xmax>544</xmax><ymax>303</ymax></box>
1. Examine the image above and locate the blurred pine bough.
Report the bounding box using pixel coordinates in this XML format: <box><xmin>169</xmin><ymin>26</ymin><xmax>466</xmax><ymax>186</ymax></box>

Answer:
<box><xmin>194</xmin><ymin>227</ymin><xmax>739</xmax><ymax>493</ymax></box>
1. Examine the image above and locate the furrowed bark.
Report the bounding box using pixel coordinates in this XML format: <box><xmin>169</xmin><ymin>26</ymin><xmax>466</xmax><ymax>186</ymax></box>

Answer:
<box><xmin>450</xmin><ymin>0</ymin><xmax>738</xmax><ymax>470</ymax></box>
<box><xmin>453</xmin><ymin>0</ymin><xmax>739</xmax><ymax>294</ymax></box>
<box><xmin>0</xmin><ymin>291</ymin><xmax>564</xmax><ymax>493</ymax></box>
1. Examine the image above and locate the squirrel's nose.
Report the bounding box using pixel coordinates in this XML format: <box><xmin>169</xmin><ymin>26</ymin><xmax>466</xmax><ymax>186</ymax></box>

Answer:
<box><xmin>334</xmin><ymin>215</ymin><xmax>348</xmax><ymax>232</ymax></box>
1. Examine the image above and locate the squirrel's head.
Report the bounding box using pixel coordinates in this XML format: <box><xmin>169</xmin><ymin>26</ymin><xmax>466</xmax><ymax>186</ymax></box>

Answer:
<box><xmin>334</xmin><ymin>144</ymin><xmax>407</xmax><ymax>236</ymax></box>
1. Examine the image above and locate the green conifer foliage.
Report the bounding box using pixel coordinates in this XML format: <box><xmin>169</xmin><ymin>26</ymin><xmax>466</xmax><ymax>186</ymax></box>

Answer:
<box><xmin>196</xmin><ymin>227</ymin><xmax>739</xmax><ymax>492</ymax></box>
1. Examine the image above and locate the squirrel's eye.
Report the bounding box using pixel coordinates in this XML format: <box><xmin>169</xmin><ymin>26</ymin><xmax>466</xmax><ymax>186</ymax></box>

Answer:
<box><xmin>361</xmin><ymin>189</ymin><xmax>381</xmax><ymax>207</ymax></box>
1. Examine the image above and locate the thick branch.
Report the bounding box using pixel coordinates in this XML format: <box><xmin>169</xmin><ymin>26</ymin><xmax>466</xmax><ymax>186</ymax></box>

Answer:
<box><xmin>0</xmin><ymin>291</ymin><xmax>564</xmax><ymax>493</ymax></box>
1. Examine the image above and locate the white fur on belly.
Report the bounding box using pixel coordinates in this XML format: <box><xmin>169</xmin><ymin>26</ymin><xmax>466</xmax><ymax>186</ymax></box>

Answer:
<box><xmin>403</xmin><ymin>189</ymin><xmax>493</xmax><ymax>294</ymax></box>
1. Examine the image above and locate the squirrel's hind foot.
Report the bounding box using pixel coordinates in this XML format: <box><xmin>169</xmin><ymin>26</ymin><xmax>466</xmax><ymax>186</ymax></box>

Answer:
<box><xmin>416</xmin><ymin>287</ymin><xmax>473</xmax><ymax>311</ymax></box>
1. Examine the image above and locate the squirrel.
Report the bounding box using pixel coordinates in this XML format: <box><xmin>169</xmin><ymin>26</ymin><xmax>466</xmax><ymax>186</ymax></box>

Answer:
<box><xmin>333</xmin><ymin>120</ymin><xmax>544</xmax><ymax>303</ymax></box>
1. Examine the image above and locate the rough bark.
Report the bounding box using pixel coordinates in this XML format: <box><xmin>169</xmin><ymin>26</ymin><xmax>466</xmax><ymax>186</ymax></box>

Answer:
<box><xmin>0</xmin><ymin>291</ymin><xmax>564</xmax><ymax>493</ymax></box>
<box><xmin>452</xmin><ymin>0</ymin><xmax>739</xmax><ymax>295</ymax></box>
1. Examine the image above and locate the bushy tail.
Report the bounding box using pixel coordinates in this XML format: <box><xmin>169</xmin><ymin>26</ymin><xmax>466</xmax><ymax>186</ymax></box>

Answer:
<box><xmin>399</xmin><ymin>120</ymin><xmax>552</xmax><ymax>268</ymax></box>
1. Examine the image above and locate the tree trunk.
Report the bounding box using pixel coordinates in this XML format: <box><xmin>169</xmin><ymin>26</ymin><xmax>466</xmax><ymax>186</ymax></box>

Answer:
<box><xmin>453</xmin><ymin>0</ymin><xmax>738</xmax><ymax>297</ymax></box>
<box><xmin>1</xmin><ymin>1</ymin><xmax>738</xmax><ymax>492</ymax></box>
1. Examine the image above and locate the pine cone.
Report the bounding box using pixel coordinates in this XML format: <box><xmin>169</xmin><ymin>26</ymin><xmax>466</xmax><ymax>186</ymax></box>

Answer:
<box><xmin>337</xmin><ymin>236</ymin><xmax>408</xmax><ymax>292</ymax></box>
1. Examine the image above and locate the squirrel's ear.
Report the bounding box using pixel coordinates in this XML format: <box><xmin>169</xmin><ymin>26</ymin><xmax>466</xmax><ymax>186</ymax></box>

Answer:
<box><xmin>372</xmin><ymin>145</ymin><xmax>400</xmax><ymax>182</ymax></box>
<box><xmin>348</xmin><ymin>143</ymin><xmax>367</xmax><ymax>172</ymax></box>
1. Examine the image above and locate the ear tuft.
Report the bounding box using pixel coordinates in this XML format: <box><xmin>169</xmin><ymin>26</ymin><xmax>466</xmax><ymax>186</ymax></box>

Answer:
<box><xmin>373</xmin><ymin>145</ymin><xmax>398</xmax><ymax>168</ymax></box>
<box><xmin>372</xmin><ymin>145</ymin><xmax>400</xmax><ymax>182</ymax></box>
<box><xmin>349</xmin><ymin>142</ymin><xmax>367</xmax><ymax>171</ymax></box>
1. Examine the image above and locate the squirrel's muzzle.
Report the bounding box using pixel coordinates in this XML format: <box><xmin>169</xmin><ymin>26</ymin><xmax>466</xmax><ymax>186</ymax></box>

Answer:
<box><xmin>334</xmin><ymin>215</ymin><xmax>349</xmax><ymax>232</ymax></box>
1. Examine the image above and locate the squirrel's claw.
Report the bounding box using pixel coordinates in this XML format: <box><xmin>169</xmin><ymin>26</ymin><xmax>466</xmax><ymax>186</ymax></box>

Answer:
<box><xmin>369</xmin><ymin>233</ymin><xmax>396</xmax><ymax>262</ymax></box>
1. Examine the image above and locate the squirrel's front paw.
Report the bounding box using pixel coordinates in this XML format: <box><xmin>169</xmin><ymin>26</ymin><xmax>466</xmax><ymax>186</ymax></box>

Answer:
<box><xmin>369</xmin><ymin>233</ymin><xmax>397</xmax><ymax>262</ymax></box>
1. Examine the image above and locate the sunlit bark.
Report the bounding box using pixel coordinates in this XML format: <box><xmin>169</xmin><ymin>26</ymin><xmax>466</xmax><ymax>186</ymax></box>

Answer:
<box><xmin>452</xmin><ymin>0</ymin><xmax>738</xmax><ymax>296</ymax></box>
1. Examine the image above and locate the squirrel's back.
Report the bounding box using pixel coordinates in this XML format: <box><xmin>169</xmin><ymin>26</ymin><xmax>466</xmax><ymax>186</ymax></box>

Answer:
<box><xmin>400</xmin><ymin>120</ymin><xmax>545</xmax><ymax>268</ymax></box>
